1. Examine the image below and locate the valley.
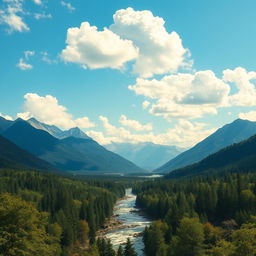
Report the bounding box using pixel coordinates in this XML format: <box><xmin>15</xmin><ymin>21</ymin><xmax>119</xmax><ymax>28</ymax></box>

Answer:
<box><xmin>1</xmin><ymin>116</ymin><xmax>256</xmax><ymax>256</ymax></box>
<box><xmin>2</xmin><ymin>3</ymin><xmax>256</xmax><ymax>255</ymax></box>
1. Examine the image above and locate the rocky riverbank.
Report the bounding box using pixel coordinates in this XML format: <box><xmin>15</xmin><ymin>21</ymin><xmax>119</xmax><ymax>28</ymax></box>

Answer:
<box><xmin>98</xmin><ymin>188</ymin><xmax>151</xmax><ymax>255</ymax></box>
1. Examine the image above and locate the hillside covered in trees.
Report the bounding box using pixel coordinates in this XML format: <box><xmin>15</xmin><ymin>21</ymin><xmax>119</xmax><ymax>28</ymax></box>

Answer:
<box><xmin>0</xmin><ymin>168</ymin><xmax>126</xmax><ymax>256</ymax></box>
<box><xmin>133</xmin><ymin>173</ymin><xmax>256</xmax><ymax>256</ymax></box>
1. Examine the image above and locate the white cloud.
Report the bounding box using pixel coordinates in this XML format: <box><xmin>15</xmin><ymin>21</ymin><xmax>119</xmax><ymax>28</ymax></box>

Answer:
<box><xmin>32</xmin><ymin>0</ymin><xmax>42</xmax><ymax>5</ymax></box>
<box><xmin>17</xmin><ymin>50</ymin><xmax>34</xmax><ymax>70</ymax></box>
<box><xmin>60</xmin><ymin>1</ymin><xmax>75</xmax><ymax>12</ymax></box>
<box><xmin>129</xmin><ymin>70</ymin><xmax>229</xmax><ymax>119</ymax></box>
<box><xmin>41</xmin><ymin>51</ymin><xmax>57</xmax><ymax>64</ymax></box>
<box><xmin>155</xmin><ymin>119</ymin><xmax>216</xmax><ymax>148</ymax></box>
<box><xmin>17</xmin><ymin>93</ymin><xmax>96</xmax><ymax>129</ymax></box>
<box><xmin>0</xmin><ymin>112</ymin><xmax>13</xmax><ymax>120</ymax></box>
<box><xmin>142</xmin><ymin>100</ymin><xmax>150</xmax><ymax>109</ymax></box>
<box><xmin>61</xmin><ymin>22</ymin><xmax>138</xmax><ymax>69</ymax></box>
<box><xmin>24</xmin><ymin>50</ymin><xmax>35</xmax><ymax>59</ymax></box>
<box><xmin>34</xmin><ymin>13</ymin><xmax>52</xmax><ymax>20</ymax></box>
<box><xmin>149</xmin><ymin>100</ymin><xmax>217</xmax><ymax>120</ymax></box>
<box><xmin>17</xmin><ymin>58</ymin><xmax>33</xmax><ymax>70</ymax></box>
<box><xmin>87</xmin><ymin>116</ymin><xmax>215</xmax><ymax>148</ymax></box>
<box><xmin>110</xmin><ymin>7</ymin><xmax>189</xmax><ymax>77</ymax></box>
<box><xmin>61</xmin><ymin>8</ymin><xmax>189</xmax><ymax>75</ymax></box>
<box><xmin>74</xmin><ymin>117</ymin><xmax>95</xmax><ymax>129</ymax></box>
<box><xmin>0</xmin><ymin>0</ymin><xmax>29</xmax><ymax>32</ymax></box>
<box><xmin>239</xmin><ymin>111</ymin><xmax>256</xmax><ymax>122</ymax></box>
<box><xmin>17</xmin><ymin>111</ymin><xmax>32</xmax><ymax>120</ymax></box>
<box><xmin>119</xmin><ymin>114</ymin><xmax>152</xmax><ymax>131</ymax></box>
<box><xmin>223</xmin><ymin>67</ymin><xmax>256</xmax><ymax>106</ymax></box>
<box><xmin>86</xmin><ymin>130</ymin><xmax>117</xmax><ymax>145</ymax></box>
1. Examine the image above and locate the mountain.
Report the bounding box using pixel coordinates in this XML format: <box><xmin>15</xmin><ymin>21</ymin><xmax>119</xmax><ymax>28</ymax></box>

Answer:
<box><xmin>27</xmin><ymin>118</ymin><xmax>63</xmax><ymax>138</ymax></box>
<box><xmin>3</xmin><ymin>119</ymin><xmax>143</xmax><ymax>173</ymax></box>
<box><xmin>27</xmin><ymin>118</ymin><xmax>91</xmax><ymax>140</ymax></box>
<box><xmin>166</xmin><ymin>133</ymin><xmax>256</xmax><ymax>179</ymax></box>
<box><xmin>58</xmin><ymin>127</ymin><xmax>91</xmax><ymax>140</ymax></box>
<box><xmin>3</xmin><ymin>119</ymin><xmax>59</xmax><ymax>155</ymax></box>
<box><xmin>106</xmin><ymin>142</ymin><xmax>184</xmax><ymax>170</ymax></box>
<box><xmin>157</xmin><ymin>119</ymin><xmax>256</xmax><ymax>173</ymax></box>
<box><xmin>0</xmin><ymin>116</ymin><xmax>13</xmax><ymax>133</ymax></box>
<box><xmin>0</xmin><ymin>134</ymin><xmax>56</xmax><ymax>170</ymax></box>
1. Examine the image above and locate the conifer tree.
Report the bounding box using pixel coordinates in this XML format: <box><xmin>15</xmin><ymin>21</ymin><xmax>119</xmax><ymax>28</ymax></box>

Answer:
<box><xmin>117</xmin><ymin>245</ymin><xmax>124</xmax><ymax>256</ymax></box>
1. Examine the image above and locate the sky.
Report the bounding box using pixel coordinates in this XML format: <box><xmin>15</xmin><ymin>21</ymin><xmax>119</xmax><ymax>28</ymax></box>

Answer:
<box><xmin>1</xmin><ymin>0</ymin><xmax>256</xmax><ymax>148</ymax></box>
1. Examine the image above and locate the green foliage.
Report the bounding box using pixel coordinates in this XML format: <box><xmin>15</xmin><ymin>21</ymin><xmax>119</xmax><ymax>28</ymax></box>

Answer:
<box><xmin>124</xmin><ymin>238</ymin><xmax>137</xmax><ymax>256</ymax></box>
<box><xmin>143</xmin><ymin>221</ymin><xmax>168</xmax><ymax>256</ymax></box>
<box><xmin>231</xmin><ymin>223</ymin><xmax>256</xmax><ymax>256</ymax></box>
<box><xmin>0</xmin><ymin>193</ymin><xmax>61</xmax><ymax>256</ymax></box>
<box><xmin>136</xmin><ymin>173</ymin><xmax>256</xmax><ymax>256</ymax></box>
<box><xmin>0</xmin><ymin>169</ymin><xmax>125</xmax><ymax>256</ymax></box>
<box><xmin>170</xmin><ymin>217</ymin><xmax>204</xmax><ymax>256</ymax></box>
<box><xmin>117</xmin><ymin>245</ymin><xmax>124</xmax><ymax>256</ymax></box>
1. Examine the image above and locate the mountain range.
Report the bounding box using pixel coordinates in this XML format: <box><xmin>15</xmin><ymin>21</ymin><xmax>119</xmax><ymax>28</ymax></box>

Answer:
<box><xmin>157</xmin><ymin>119</ymin><xmax>256</xmax><ymax>173</ymax></box>
<box><xmin>2</xmin><ymin>116</ymin><xmax>256</xmax><ymax>177</ymax></box>
<box><xmin>27</xmin><ymin>118</ymin><xmax>91</xmax><ymax>140</ymax></box>
<box><xmin>0</xmin><ymin>118</ymin><xmax>143</xmax><ymax>174</ymax></box>
<box><xmin>106</xmin><ymin>142</ymin><xmax>184</xmax><ymax>170</ymax></box>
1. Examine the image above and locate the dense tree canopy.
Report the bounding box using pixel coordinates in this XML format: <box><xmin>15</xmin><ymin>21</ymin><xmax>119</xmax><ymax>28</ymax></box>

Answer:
<box><xmin>0</xmin><ymin>169</ymin><xmax>125</xmax><ymax>256</ymax></box>
<box><xmin>0</xmin><ymin>193</ymin><xmax>61</xmax><ymax>256</ymax></box>
<box><xmin>134</xmin><ymin>173</ymin><xmax>256</xmax><ymax>256</ymax></box>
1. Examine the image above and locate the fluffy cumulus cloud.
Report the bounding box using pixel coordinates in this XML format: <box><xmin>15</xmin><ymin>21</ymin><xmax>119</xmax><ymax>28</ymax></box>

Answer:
<box><xmin>119</xmin><ymin>114</ymin><xmax>152</xmax><ymax>131</ymax></box>
<box><xmin>110</xmin><ymin>8</ymin><xmax>189</xmax><ymax>77</ymax></box>
<box><xmin>61</xmin><ymin>22</ymin><xmax>138</xmax><ymax>69</ymax></box>
<box><xmin>61</xmin><ymin>7</ymin><xmax>189</xmax><ymax>76</ymax></box>
<box><xmin>149</xmin><ymin>100</ymin><xmax>217</xmax><ymax>119</ymax></box>
<box><xmin>239</xmin><ymin>111</ymin><xmax>256</xmax><ymax>122</ymax></box>
<box><xmin>129</xmin><ymin>70</ymin><xmax>229</xmax><ymax>119</ymax></box>
<box><xmin>87</xmin><ymin>116</ymin><xmax>215</xmax><ymax>148</ymax></box>
<box><xmin>223</xmin><ymin>67</ymin><xmax>256</xmax><ymax>106</ymax></box>
<box><xmin>17</xmin><ymin>93</ymin><xmax>96</xmax><ymax>129</ymax></box>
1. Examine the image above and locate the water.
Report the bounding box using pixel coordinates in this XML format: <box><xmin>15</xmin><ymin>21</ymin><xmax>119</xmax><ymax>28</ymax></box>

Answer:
<box><xmin>104</xmin><ymin>188</ymin><xmax>151</xmax><ymax>255</ymax></box>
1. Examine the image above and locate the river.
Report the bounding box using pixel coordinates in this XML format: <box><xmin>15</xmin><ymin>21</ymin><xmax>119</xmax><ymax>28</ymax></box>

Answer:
<box><xmin>104</xmin><ymin>188</ymin><xmax>151</xmax><ymax>255</ymax></box>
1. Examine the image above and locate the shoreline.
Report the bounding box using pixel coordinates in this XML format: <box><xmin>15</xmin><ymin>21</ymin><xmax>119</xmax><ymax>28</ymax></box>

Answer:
<box><xmin>97</xmin><ymin>194</ymin><xmax>138</xmax><ymax>237</ymax></box>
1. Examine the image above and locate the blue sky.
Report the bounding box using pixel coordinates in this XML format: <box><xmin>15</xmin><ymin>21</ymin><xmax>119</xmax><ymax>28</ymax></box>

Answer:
<box><xmin>1</xmin><ymin>0</ymin><xmax>256</xmax><ymax>148</ymax></box>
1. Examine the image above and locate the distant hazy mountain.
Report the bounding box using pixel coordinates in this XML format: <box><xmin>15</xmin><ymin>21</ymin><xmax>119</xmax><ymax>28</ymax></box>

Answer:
<box><xmin>106</xmin><ymin>142</ymin><xmax>184</xmax><ymax>170</ymax></box>
<box><xmin>3</xmin><ymin>119</ymin><xmax>143</xmax><ymax>174</ymax></box>
<box><xmin>158</xmin><ymin>119</ymin><xmax>256</xmax><ymax>173</ymax></box>
<box><xmin>0</xmin><ymin>134</ymin><xmax>55</xmax><ymax>171</ymax></box>
<box><xmin>166</xmin><ymin>133</ymin><xmax>256</xmax><ymax>179</ymax></box>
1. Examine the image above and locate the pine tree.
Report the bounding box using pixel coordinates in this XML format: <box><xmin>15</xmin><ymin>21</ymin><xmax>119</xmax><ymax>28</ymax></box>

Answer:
<box><xmin>124</xmin><ymin>238</ymin><xmax>137</xmax><ymax>256</ymax></box>
<box><xmin>117</xmin><ymin>245</ymin><xmax>124</xmax><ymax>256</ymax></box>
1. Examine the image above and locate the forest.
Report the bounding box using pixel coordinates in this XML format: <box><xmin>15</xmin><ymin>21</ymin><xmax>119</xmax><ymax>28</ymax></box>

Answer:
<box><xmin>133</xmin><ymin>173</ymin><xmax>256</xmax><ymax>256</ymax></box>
<box><xmin>2</xmin><ymin>166</ymin><xmax>256</xmax><ymax>256</ymax></box>
<box><xmin>0</xmin><ymin>168</ymin><xmax>139</xmax><ymax>256</ymax></box>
